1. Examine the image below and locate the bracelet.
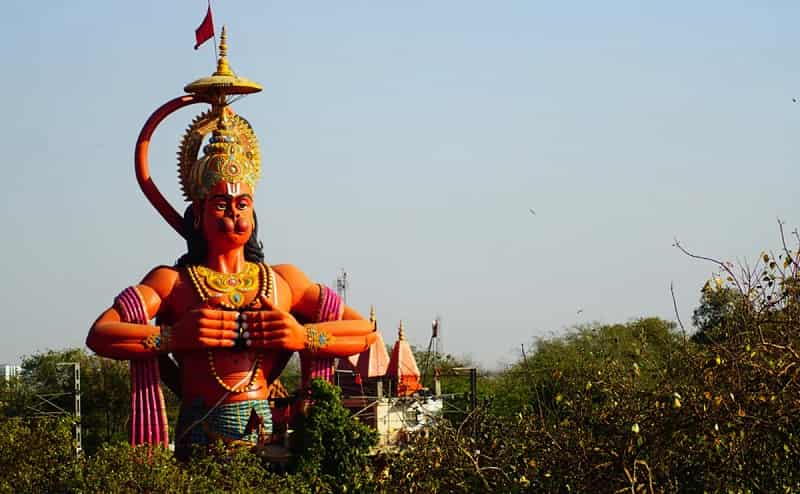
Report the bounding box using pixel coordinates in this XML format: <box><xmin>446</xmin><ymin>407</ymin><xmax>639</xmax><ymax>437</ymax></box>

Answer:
<box><xmin>304</xmin><ymin>324</ymin><xmax>333</xmax><ymax>354</ymax></box>
<box><xmin>141</xmin><ymin>325</ymin><xmax>172</xmax><ymax>353</ymax></box>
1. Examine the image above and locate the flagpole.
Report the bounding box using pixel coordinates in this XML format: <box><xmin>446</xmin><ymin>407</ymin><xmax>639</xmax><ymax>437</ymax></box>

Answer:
<box><xmin>210</xmin><ymin>0</ymin><xmax>218</xmax><ymax>61</ymax></box>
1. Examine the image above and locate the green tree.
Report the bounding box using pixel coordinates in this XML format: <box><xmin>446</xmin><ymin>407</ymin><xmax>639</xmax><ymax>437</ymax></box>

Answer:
<box><xmin>489</xmin><ymin>317</ymin><xmax>682</xmax><ymax>419</ymax></box>
<box><xmin>691</xmin><ymin>285</ymin><xmax>742</xmax><ymax>344</ymax></box>
<box><xmin>291</xmin><ymin>378</ymin><xmax>378</xmax><ymax>492</ymax></box>
<box><xmin>4</xmin><ymin>349</ymin><xmax>150</xmax><ymax>453</ymax></box>
<box><xmin>14</xmin><ymin>349</ymin><xmax>131</xmax><ymax>453</ymax></box>
<box><xmin>7</xmin><ymin>348</ymin><xmax>185</xmax><ymax>454</ymax></box>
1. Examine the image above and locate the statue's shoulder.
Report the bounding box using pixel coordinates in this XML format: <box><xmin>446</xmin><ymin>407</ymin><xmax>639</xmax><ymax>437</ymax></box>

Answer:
<box><xmin>143</xmin><ymin>264</ymin><xmax>181</xmax><ymax>278</ymax></box>
<box><xmin>271</xmin><ymin>263</ymin><xmax>310</xmax><ymax>285</ymax></box>
<box><xmin>271</xmin><ymin>263</ymin><xmax>299</xmax><ymax>276</ymax></box>
<box><xmin>271</xmin><ymin>263</ymin><xmax>314</xmax><ymax>300</ymax></box>
<box><xmin>140</xmin><ymin>265</ymin><xmax>181</xmax><ymax>299</ymax></box>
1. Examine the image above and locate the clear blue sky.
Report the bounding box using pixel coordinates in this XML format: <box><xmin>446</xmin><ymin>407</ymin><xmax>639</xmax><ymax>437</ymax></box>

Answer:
<box><xmin>2</xmin><ymin>2</ymin><xmax>798</xmax><ymax>369</ymax></box>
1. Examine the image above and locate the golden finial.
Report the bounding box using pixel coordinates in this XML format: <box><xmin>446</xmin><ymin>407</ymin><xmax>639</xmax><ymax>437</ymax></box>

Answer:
<box><xmin>398</xmin><ymin>320</ymin><xmax>405</xmax><ymax>340</ymax></box>
<box><xmin>214</xmin><ymin>26</ymin><xmax>233</xmax><ymax>77</ymax></box>
<box><xmin>184</xmin><ymin>26</ymin><xmax>262</xmax><ymax>98</ymax></box>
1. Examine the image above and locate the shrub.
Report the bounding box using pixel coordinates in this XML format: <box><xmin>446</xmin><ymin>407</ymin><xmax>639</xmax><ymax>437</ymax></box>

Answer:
<box><xmin>291</xmin><ymin>378</ymin><xmax>379</xmax><ymax>492</ymax></box>
<box><xmin>0</xmin><ymin>416</ymin><xmax>82</xmax><ymax>494</ymax></box>
<box><xmin>83</xmin><ymin>443</ymin><xmax>185</xmax><ymax>493</ymax></box>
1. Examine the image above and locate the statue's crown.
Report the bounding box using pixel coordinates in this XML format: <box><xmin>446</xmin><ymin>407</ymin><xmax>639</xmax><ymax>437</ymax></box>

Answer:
<box><xmin>178</xmin><ymin>28</ymin><xmax>262</xmax><ymax>201</ymax></box>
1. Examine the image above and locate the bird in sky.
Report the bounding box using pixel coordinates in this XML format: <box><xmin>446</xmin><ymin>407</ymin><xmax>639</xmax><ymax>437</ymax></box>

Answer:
<box><xmin>794</xmin><ymin>98</ymin><xmax>798</xmax><ymax>103</ymax></box>
<box><xmin>529</xmin><ymin>208</ymin><xmax>536</xmax><ymax>216</ymax></box>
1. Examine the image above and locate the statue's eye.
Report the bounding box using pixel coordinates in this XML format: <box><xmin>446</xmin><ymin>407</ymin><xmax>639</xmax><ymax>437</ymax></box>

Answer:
<box><xmin>214</xmin><ymin>202</ymin><xmax>227</xmax><ymax>211</ymax></box>
<box><xmin>237</xmin><ymin>200</ymin><xmax>249</xmax><ymax>211</ymax></box>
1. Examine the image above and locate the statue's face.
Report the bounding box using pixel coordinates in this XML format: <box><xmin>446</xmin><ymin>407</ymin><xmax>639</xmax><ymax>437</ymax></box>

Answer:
<box><xmin>197</xmin><ymin>181</ymin><xmax>255</xmax><ymax>250</ymax></box>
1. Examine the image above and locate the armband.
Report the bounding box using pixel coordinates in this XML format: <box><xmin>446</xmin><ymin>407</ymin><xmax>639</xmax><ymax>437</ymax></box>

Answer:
<box><xmin>114</xmin><ymin>286</ymin><xmax>149</xmax><ymax>324</ymax></box>
<box><xmin>315</xmin><ymin>284</ymin><xmax>344</xmax><ymax>322</ymax></box>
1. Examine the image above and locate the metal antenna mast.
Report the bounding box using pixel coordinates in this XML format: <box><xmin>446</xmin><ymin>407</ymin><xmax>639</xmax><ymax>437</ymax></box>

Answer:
<box><xmin>335</xmin><ymin>268</ymin><xmax>348</xmax><ymax>304</ymax></box>
<box><xmin>421</xmin><ymin>317</ymin><xmax>442</xmax><ymax>394</ymax></box>
<box><xmin>433</xmin><ymin>316</ymin><xmax>441</xmax><ymax>358</ymax></box>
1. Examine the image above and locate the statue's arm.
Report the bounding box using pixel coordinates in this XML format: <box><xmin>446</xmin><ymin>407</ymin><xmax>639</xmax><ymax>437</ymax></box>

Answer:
<box><xmin>88</xmin><ymin>266</ymin><xmax>239</xmax><ymax>360</ymax></box>
<box><xmin>86</xmin><ymin>266</ymin><xmax>176</xmax><ymax>360</ymax></box>
<box><xmin>247</xmin><ymin>264</ymin><xmax>375</xmax><ymax>357</ymax></box>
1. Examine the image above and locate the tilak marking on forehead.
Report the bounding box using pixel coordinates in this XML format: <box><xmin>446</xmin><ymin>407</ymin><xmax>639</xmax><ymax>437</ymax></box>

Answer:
<box><xmin>226</xmin><ymin>182</ymin><xmax>242</xmax><ymax>196</ymax></box>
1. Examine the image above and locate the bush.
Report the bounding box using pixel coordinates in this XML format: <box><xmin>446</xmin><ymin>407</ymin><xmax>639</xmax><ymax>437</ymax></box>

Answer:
<box><xmin>489</xmin><ymin>318</ymin><xmax>684</xmax><ymax>420</ymax></box>
<box><xmin>382</xmin><ymin>301</ymin><xmax>800</xmax><ymax>492</ymax></box>
<box><xmin>83</xmin><ymin>443</ymin><xmax>185</xmax><ymax>493</ymax></box>
<box><xmin>0</xmin><ymin>416</ymin><xmax>82</xmax><ymax>494</ymax></box>
<box><xmin>291</xmin><ymin>378</ymin><xmax>379</xmax><ymax>492</ymax></box>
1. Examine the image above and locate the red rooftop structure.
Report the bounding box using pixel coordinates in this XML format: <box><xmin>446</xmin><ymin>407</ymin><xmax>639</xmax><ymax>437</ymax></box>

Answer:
<box><xmin>386</xmin><ymin>321</ymin><xmax>422</xmax><ymax>396</ymax></box>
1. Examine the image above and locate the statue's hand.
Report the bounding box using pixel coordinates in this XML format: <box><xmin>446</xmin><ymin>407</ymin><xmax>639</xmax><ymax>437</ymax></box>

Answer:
<box><xmin>241</xmin><ymin>295</ymin><xmax>306</xmax><ymax>351</ymax></box>
<box><xmin>169</xmin><ymin>306</ymin><xmax>239</xmax><ymax>351</ymax></box>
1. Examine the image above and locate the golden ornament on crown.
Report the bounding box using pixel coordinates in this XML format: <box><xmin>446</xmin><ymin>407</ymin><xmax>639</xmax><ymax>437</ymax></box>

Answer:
<box><xmin>178</xmin><ymin>107</ymin><xmax>261</xmax><ymax>202</ymax></box>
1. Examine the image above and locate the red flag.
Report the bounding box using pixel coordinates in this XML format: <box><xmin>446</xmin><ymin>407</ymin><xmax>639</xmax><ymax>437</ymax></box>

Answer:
<box><xmin>194</xmin><ymin>5</ymin><xmax>214</xmax><ymax>50</ymax></box>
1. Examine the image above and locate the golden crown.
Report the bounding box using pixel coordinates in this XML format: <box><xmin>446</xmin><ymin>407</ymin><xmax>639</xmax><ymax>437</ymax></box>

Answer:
<box><xmin>178</xmin><ymin>108</ymin><xmax>260</xmax><ymax>201</ymax></box>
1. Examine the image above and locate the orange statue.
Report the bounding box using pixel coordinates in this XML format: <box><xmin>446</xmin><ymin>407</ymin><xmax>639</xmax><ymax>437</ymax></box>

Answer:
<box><xmin>86</xmin><ymin>29</ymin><xmax>375</xmax><ymax>457</ymax></box>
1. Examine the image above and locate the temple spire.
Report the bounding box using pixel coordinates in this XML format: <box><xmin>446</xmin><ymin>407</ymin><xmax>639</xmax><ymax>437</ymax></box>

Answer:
<box><xmin>387</xmin><ymin>320</ymin><xmax>422</xmax><ymax>396</ymax></box>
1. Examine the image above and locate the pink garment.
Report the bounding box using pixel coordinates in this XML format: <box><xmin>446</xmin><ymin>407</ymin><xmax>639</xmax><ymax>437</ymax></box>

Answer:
<box><xmin>300</xmin><ymin>285</ymin><xmax>343</xmax><ymax>387</ymax></box>
<box><xmin>115</xmin><ymin>286</ymin><xmax>169</xmax><ymax>447</ymax></box>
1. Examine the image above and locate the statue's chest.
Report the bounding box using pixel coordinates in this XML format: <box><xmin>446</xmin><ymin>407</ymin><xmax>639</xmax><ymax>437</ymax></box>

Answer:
<box><xmin>163</xmin><ymin>265</ymin><xmax>285</xmax><ymax>323</ymax></box>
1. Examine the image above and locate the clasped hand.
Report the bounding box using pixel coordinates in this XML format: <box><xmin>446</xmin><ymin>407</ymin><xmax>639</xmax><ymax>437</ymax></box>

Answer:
<box><xmin>169</xmin><ymin>295</ymin><xmax>306</xmax><ymax>351</ymax></box>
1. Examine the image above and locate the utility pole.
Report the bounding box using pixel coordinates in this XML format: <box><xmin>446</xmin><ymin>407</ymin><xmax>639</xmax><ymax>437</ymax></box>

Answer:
<box><xmin>56</xmin><ymin>362</ymin><xmax>81</xmax><ymax>455</ymax></box>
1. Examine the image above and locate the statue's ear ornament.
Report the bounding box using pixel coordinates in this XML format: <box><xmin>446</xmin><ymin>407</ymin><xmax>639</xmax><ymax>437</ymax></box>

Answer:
<box><xmin>134</xmin><ymin>26</ymin><xmax>263</xmax><ymax>238</ymax></box>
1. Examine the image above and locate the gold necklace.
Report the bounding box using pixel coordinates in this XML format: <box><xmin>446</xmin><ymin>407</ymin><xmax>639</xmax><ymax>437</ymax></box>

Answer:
<box><xmin>187</xmin><ymin>262</ymin><xmax>265</xmax><ymax>309</ymax></box>
<box><xmin>185</xmin><ymin>262</ymin><xmax>275</xmax><ymax>393</ymax></box>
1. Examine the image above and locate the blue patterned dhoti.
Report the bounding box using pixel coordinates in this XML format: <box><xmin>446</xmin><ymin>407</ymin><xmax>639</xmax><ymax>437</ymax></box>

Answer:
<box><xmin>175</xmin><ymin>398</ymin><xmax>272</xmax><ymax>459</ymax></box>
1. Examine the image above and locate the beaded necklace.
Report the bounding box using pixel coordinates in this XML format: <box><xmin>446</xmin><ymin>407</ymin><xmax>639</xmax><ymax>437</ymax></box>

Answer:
<box><xmin>206</xmin><ymin>351</ymin><xmax>262</xmax><ymax>393</ymax></box>
<box><xmin>186</xmin><ymin>262</ymin><xmax>275</xmax><ymax>393</ymax></box>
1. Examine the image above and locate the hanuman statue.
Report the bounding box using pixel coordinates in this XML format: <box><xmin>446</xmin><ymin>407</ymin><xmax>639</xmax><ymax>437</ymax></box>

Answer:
<box><xmin>86</xmin><ymin>29</ymin><xmax>375</xmax><ymax>458</ymax></box>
